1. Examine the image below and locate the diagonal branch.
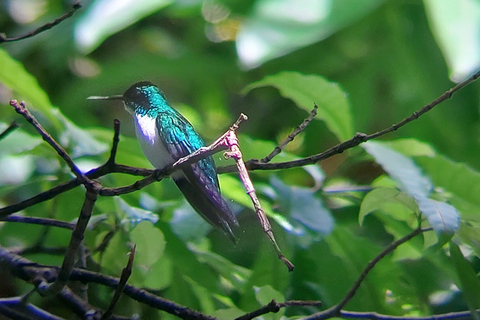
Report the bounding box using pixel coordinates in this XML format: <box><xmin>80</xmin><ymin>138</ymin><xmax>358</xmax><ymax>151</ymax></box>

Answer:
<box><xmin>0</xmin><ymin>121</ymin><xmax>19</xmax><ymax>140</ymax></box>
<box><xmin>301</xmin><ymin>227</ymin><xmax>432</xmax><ymax>320</ymax></box>
<box><xmin>10</xmin><ymin>100</ymin><xmax>92</xmax><ymax>187</ymax></box>
<box><xmin>219</xmin><ymin>69</ymin><xmax>480</xmax><ymax>173</ymax></box>
<box><xmin>0</xmin><ymin>2</ymin><xmax>82</xmax><ymax>43</ymax></box>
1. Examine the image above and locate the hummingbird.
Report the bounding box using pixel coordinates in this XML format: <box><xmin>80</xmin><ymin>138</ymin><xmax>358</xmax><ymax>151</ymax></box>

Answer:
<box><xmin>89</xmin><ymin>81</ymin><xmax>238</xmax><ymax>242</ymax></box>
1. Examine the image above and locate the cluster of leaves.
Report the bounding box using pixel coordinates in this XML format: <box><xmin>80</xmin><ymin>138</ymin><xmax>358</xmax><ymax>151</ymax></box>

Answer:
<box><xmin>1</xmin><ymin>0</ymin><xmax>480</xmax><ymax>319</ymax></box>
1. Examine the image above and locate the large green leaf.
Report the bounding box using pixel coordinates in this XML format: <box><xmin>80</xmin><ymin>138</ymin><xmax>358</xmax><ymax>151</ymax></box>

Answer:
<box><xmin>363</xmin><ymin>141</ymin><xmax>432</xmax><ymax>199</ymax></box>
<box><xmin>75</xmin><ymin>0</ymin><xmax>173</xmax><ymax>53</ymax></box>
<box><xmin>270</xmin><ymin>176</ymin><xmax>333</xmax><ymax>246</ymax></box>
<box><xmin>0</xmin><ymin>48</ymin><xmax>61</xmax><ymax>130</ymax></box>
<box><xmin>359</xmin><ymin>187</ymin><xmax>418</xmax><ymax>225</ymax></box>
<box><xmin>364</xmin><ymin>141</ymin><xmax>459</xmax><ymax>235</ymax></box>
<box><xmin>424</xmin><ymin>0</ymin><xmax>480</xmax><ymax>81</ymax></box>
<box><xmin>243</xmin><ymin>72</ymin><xmax>353</xmax><ymax>141</ymax></box>
<box><xmin>449</xmin><ymin>242</ymin><xmax>480</xmax><ymax>318</ymax></box>
<box><xmin>236</xmin><ymin>0</ymin><xmax>385</xmax><ymax>68</ymax></box>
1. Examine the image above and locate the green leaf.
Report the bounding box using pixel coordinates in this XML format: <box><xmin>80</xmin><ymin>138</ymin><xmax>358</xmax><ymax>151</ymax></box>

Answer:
<box><xmin>364</xmin><ymin>141</ymin><xmax>459</xmax><ymax>235</ymax></box>
<box><xmin>416</xmin><ymin>198</ymin><xmax>459</xmax><ymax>235</ymax></box>
<box><xmin>242</xmin><ymin>72</ymin><xmax>353</xmax><ymax>141</ymax></box>
<box><xmin>56</xmin><ymin>111</ymin><xmax>109</xmax><ymax>158</ymax></box>
<box><xmin>142</xmin><ymin>255</ymin><xmax>172</xmax><ymax>290</ymax></box>
<box><xmin>359</xmin><ymin>187</ymin><xmax>418</xmax><ymax>225</ymax></box>
<box><xmin>170</xmin><ymin>201</ymin><xmax>211</xmax><ymax>242</ymax></box>
<box><xmin>449</xmin><ymin>242</ymin><xmax>480</xmax><ymax>318</ymax></box>
<box><xmin>424</xmin><ymin>0</ymin><xmax>480</xmax><ymax>81</ymax></box>
<box><xmin>0</xmin><ymin>123</ymin><xmax>42</xmax><ymax>155</ymax></box>
<box><xmin>101</xmin><ymin>231</ymin><xmax>130</xmax><ymax>274</ymax></box>
<box><xmin>236</xmin><ymin>0</ymin><xmax>385</xmax><ymax>68</ymax></box>
<box><xmin>363</xmin><ymin>141</ymin><xmax>432</xmax><ymax>199</ymax></box>
<box><xmin>116</xmin><ymin>197</ymin><xmax>159</xmax><ymax>225</ymax></box>
<box><xmin>190</xmin><ymin>243</ymin><xmax>252</xmax><ymax>293</ymax></box>
<box><xmin>130</xmin><ymin>220</ymin><xmax>165</xmax><ymax>267</ymax></box>
<box><xmin>75</xmin><ymin>0</ymin><xmax>174</xmax><ymax>53</ymax></box>
<box><xmin>0</xmin><ymin>48</ymin><xmax>61</xmax><ymax>130</ymax></box>
<box><xmin>270</xmin><ymin>176</ymin><xmax>334</xmax><ymax>238</ymax></box>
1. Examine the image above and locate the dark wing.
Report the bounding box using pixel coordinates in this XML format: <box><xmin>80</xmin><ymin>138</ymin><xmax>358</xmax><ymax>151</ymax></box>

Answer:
<box><xmin>156</xmin><ymin>111</ymin><xmax>238</xmax><ymax>242</ymax></box>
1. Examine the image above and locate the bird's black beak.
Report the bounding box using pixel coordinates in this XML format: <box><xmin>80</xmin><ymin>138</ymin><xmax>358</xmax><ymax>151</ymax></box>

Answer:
<box><xmin>87</xmin><ymin>95</ymin><xmax>124</xmax><ymax>101</ymax></box>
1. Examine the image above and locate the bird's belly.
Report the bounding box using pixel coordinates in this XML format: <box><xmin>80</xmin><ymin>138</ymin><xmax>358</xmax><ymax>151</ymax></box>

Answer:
<box><xmin>134</xmin><ymin>115</ymin><xmax>174</xmax><ymax>169</ymax></box>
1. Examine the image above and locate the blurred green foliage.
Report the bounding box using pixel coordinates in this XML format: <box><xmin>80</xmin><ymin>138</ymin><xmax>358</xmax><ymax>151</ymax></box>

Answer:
<box><xmin>1</xmin><ymin>0</ymin><xmax>480</xmax><ymax>319</ymax></box>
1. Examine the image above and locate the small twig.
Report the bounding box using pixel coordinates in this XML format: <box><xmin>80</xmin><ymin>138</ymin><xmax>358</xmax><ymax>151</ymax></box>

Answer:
<box><xmin>302</xmin><ymin>227</ymin><xmax>432</xmax><ymax>320</ymax></box>
<box><xmin>224</xmin><ymin>118</ymin><xmax>295</xmax><ymax>272</ymax></box>
<box><xmin>236</xmin><ymin>299</ymin><xmax>322</xmax><ymax>320</ymax></box>
<box><xmin>107</xmin><ymin>119</ymin><xmax>121</xmax><ymax>165</ymax></box>
<box><xmin>0</xmin><ymin>215</ymin><xmax>75</xmax><ymax>229</ymax></box>
<box><xmin>0</xmin><ymin>121</ymin><xmax>19</xmax><ymax>140</ymax></box>
<box><xmin>101</xmin><ymin>245</ymin><xmax>136</xmax><ymax>320</ymax></box>
<box><xmin>261</xmin><ymin>104</ymin><xmax>318</xmax><ymax>163</ymax></box>
<box><xmin>0</xmin><ymin>2</ymin><xmax>82</xmax><ymax>43</ymax></box>
<box><xmin>10</xmin><ymin>100</ymin><xmax>92</xmax><ymax>187</ymax></box>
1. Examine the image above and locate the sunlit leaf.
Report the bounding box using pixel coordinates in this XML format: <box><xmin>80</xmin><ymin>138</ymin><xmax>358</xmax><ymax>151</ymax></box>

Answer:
<box><xmin>56</xmin><ymin>111</ymin><xmax>108</xmax><ymax>158</ymax></box>
<box><xmin>0</xmin><ymin>48</ymin><xmax>61</xmax><ymax>130</ymax></box>
<box><xmin>0</xmin><ymin>123</ymin><xmax>42</xmax><ymax>155</ymax></box>
<box><xmin>416</xmin><ymin>198</ymin><xmax>459</xmax><ymax>235</ymax></box>
<box><xmin>363</xmin><ymin>141</ymin><xmax>432</xmax><ymax>199</ymax></box>
<box><xmin>236</xmin><ymin>0</ymin><xmax>385</xmax><ymax>68</ymax></box>
<box><xmin>424</xmin><ymin>0</ymin><xmax>480</xmax><ymax>82</ymax></box>
<box><xmin>364</xmin><ymin>141</ymin><xmax>459</xmax><ymax>235</ymax></box>
<box><xmin>75</xmin><ymin>0</ymin><xmax>174</xmax><ymax>53</ymax></box>
<box><xmin>0</xmin><ymin>155</ymin><xmax>35</xmax><ymax>185</ymax></box>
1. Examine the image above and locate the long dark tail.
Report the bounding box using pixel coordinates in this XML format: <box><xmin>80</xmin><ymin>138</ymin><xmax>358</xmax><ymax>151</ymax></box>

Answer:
<box><xmin>174</xmin><ymin>175</ymin><xmax>238</xmax><ymax>242</ymax></box>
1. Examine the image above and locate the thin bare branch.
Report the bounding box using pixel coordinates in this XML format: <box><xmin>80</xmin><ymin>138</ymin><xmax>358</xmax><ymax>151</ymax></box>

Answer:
<box><xmin>0</xmin><ymin>2</ymin><xmax>82</xmax><ymax>43</ymax></box>
<box><xmin>0</xmin><ymin>121</ymin><xmax>19</xmax><ymax>140</ymax></box>
<box><xmin>10</xmin><ymin>100</ymin><xmax>92</xmax><ymax>187</ymax></box>
<box><xmin>261</xmin><ymin>103</ymin><xmax>318</xmax><ymax>163</ymax></box>
<box><xmin>43</xmin><ymin>186</ymin><xmax>99</xmax><ymax>296</ymax></box>
<box><xmin>301</xmin><ymin>228</ymin><xmax>432</xmax><ymax>320</ymax></box>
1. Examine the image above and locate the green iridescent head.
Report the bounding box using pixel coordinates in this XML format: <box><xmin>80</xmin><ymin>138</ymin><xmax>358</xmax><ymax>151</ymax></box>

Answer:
<box><xmin>122</xmin><ymin>81</ymin><xmax>169</xmax><ymax>115</ymax></box>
